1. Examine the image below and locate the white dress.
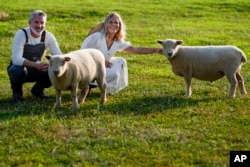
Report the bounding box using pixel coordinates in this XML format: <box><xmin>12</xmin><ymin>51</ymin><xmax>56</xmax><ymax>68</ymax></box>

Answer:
<box><xmin>80</xmin><ymin>32</ymin><xmax>131</xmax><ymax>94</ymax></box>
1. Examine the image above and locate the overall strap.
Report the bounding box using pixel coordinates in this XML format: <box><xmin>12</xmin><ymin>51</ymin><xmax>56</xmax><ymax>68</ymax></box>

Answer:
<box><xmin>41</xmin><ymin>30</ymin><xmax>46</xmax><ymax>42</ymax></box>
<box><xmin>22</xmin><ymin>29</ymin><xmax>28</xmax><ymax>43</ymax></box>
<box><xmin>21</xmin><ymin>29</ymin><xmax>46</xmax><ymax>43</ymax></box>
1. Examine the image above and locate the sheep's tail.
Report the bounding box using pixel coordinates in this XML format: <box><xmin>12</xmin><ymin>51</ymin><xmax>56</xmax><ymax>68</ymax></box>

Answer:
<box><xmin>241</xmin><ymin>52</ymin><xmax>247</xmax><ymax>63</ymax></box>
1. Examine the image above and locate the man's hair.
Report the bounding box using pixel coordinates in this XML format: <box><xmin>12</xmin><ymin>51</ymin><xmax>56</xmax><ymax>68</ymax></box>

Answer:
<box><xmin>29</xmin><ymin>10</ymin><xmax>47</xmax><ymax>21</ymax></box>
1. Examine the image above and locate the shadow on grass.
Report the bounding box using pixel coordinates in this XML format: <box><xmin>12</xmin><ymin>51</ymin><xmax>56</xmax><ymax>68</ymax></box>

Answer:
<box><xmin>0</xmin><ymin>95</ymin><xmax>56</xmax><ymax>120</ymax></box>
<box><xmin>0</xmin><ymin>91</ymin><xmax>220</xmax><ymax>121</ymax></box>
<box><xmin>99</xmin><ymin>94</ymin><xmax>219</xmax><ymax>115</ymax></box>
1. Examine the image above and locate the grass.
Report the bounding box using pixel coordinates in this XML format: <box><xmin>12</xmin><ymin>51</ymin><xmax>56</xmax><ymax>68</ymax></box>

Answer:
<box><xmin>0</xmin><ymin>0</ymin><xmax>250</xmax><ymax>166</ymax></box>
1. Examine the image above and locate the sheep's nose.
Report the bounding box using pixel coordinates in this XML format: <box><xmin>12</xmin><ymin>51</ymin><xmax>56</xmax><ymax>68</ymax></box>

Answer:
<box><xmin>167</xmin><ymin>52</ymin><xmax>173</xmax><ymax>57</ymax></box>
<box><xmin>53</xmin><ymin>71</ymin><xmax>59</xmax><ymax>76</ymax></box>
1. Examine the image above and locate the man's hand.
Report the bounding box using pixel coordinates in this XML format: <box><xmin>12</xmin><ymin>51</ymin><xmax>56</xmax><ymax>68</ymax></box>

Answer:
<box><xmin>36</xmin><ymin>62</ymin><xmax>49</xmax><ymax>71</ymax></box>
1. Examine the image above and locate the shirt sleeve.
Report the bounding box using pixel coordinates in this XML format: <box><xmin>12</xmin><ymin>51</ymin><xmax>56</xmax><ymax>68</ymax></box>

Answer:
<box><xmin>11</xmin><ymin>30</ymin><xmax>27</xmax><ymax>65</ymax></box>
<box><xmin>117</xmin><ymin>39</ymin><xmax>131</xmax><ymax>51</ymax></box>
<box><xmin>45</xmin><ymin>31</ymin><xmax>62</xmax><ymax>55</ymax></box>
<box><xmin>80</xmin><ymin>32</ymin><xmax>101</xmax><ymax>49</ymax></box>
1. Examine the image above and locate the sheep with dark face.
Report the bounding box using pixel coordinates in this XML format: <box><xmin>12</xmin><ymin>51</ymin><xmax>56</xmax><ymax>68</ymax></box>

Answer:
<box><xmin>46</xmin><ymin>49</ymin><xmax>107</xmax><ymax>110</ymax></box>
<box><xmin>157</xmin><ymin>39</ymin><xmax>247</xmax><ymax>98</ymax></box>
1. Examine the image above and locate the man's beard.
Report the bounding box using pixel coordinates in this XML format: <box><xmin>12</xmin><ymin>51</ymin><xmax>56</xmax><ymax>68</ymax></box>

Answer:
<box><xmin>30</xmin><ymin>27</ymin><xmax>44</xmax><ymax>36</ymax></box>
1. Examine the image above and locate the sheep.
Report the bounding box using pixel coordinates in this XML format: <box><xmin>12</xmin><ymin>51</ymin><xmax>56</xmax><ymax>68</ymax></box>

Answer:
<box><xmin>157</xmin><ymin>39</ymin><xmax>247</xmax><ymax>98</ymax></box>
<box><xmin>45</xmin><ymin>49</ymin><xmax>107</xmax><ymax>110</ymax></box>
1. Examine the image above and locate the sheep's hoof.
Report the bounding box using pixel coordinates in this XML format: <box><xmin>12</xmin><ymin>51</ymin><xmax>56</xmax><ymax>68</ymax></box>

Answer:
<box><xmin>55</xmin><ymin>104</ymin><xmax>61</xmax><ymax>108</ymax></box>
<box><xmin>78</xmin><ymin>100</ymin><xmax>85</xmax><ymax>104</ymax></box>
<box><xmin>78</xmin><ymin>96</ymin><xmax>86</xmax><ymax>103</ymax></box>
<box><xmin>72</xmin><ymin>105</ymin><xmax>80</xmax><ymax>110</ymax></box>
<box><xmin>228</xmin><ymin>96</ymin><xmax>235</xmax><ymax>99</ymax></box>
<box><xmin>242</xmin><ymin>92</ymin><xmax>247</xmax><ymax>96</ymax></box>
<box><xmin>100</xmin><ymin>98</ymin><xmax>107</xmax><ymax>104</ymax></box>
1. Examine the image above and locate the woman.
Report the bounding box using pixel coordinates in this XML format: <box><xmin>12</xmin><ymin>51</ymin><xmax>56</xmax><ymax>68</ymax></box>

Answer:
<box><xmin>81</xmin><ymin>12</ymin><xmax>162</xmax><ymax>95</ymax></box>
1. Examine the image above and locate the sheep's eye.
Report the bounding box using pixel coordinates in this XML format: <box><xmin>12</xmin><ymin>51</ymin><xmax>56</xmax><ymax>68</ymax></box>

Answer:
<box><xmin>61</xmin><ymin>62</ymin><xmax>65</xmax><ymax>66</ymax></box>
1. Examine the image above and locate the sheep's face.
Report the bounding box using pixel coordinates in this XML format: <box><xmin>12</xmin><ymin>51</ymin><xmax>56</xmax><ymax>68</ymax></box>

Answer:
<box><xmin>48</xmin><ymin>56</ymin><xmax>71</xmax><ymax>77</ymax></box>
<box><xmin>157</xmin><ymin>39</ymin><xmax>183</xmax><ymax>58</ymax></box>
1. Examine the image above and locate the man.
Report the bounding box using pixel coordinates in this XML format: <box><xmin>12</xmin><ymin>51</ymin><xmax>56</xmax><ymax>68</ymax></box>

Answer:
<box><xmin>7</xmin><ymin>10</ymin><xmax>62</xmax><ymax>102</ymax></box>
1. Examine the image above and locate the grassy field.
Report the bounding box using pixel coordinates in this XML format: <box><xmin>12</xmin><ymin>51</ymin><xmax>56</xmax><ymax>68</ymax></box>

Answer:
<box><xmin>0</xmin><ymin>0</ymin><xmax>250</xmax><ymax>166</ymax></box>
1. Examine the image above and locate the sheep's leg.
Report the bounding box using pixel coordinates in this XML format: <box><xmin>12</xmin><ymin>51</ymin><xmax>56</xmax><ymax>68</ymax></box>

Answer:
<box><xmin>71</xmin><ymin>87</ymin><xmax>79</xmax><ymax>110</ymax></box>
<box><xmin>55</xmin><ymin>89</ymin><xmax>62</xmax><ymax>108</ymax></box>
<box><xmin>78</xmin><ymin>86</ymin><xmax>89</xmax><ymax>104</ymax></box>
<box><xmin>236</xmin><ymin>71</ymin><xmax>247</xmax><ymax>95</ymax></box>
<box><xmin>97</xmin><ymin>79</ymin><xmax>107</xmax><ymax>104</ymax></box>
<box><xmin>100</xmin><ymin>83</ymin><xmax>107</xmax><ymax>104</ymax></box>
<box><xmin>184</xmin><ymin>76</ymin><xmax>192</xmax><ymax>97</ymax></box>
<box><xmin>225</xmin><ymin>73</ymin><xmax>237</xmax><ymax>98</ymax></box>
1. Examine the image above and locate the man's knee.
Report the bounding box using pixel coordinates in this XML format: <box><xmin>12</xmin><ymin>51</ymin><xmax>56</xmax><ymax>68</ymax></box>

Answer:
<box><xmin>7</xmin><ymin>65</ymin><xmax>27</xmax><ymax>83</ymax></box>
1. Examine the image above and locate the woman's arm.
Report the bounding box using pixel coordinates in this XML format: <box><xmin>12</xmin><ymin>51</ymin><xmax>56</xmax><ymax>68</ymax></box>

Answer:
<box><xmin>123</xmin><ymin>45</ymin><xmax>162</xmax><ymax>54</ymax></box>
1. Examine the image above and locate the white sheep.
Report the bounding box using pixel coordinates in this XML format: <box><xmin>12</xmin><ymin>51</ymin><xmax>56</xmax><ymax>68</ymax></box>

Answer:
<box><xmin>157</xmin><ymin>39</ymin><xmax>247</xmax><ymax>98</ymax></box>
<box><xmin>46</xmin><ymin>49</ymin><xmax>107</xmax><ymax>110</ymax></box>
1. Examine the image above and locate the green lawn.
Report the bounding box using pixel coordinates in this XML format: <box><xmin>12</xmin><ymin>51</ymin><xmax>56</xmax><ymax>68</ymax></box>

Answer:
<box><xmin>0</xmin><ymin>0</ymin><xmax>250</xmax><ymax>166</ymax></box>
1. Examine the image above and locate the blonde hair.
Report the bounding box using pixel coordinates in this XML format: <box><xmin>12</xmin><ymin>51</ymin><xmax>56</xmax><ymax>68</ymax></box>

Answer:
<box><xmin>88</xmin><ymin>12</ymin><xmax>126</xmax><ymax>40</ymax></box>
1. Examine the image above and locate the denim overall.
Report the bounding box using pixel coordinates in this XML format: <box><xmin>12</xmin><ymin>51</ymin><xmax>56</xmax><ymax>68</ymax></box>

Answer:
<box><xmin>7</xmin><ymin>29</ymin><xmax>51</xmax><ymax>99</ymax></box>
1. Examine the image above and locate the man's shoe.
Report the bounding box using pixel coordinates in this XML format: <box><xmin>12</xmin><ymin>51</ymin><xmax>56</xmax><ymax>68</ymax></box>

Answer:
<box><xmin>10</xmin><ymin>93</ymin><xmax>24</xmax><ymax>102</ymax></box>
<box><xmin>31</xmin><ymin>86</ymin><xmax>49</xmax><ymax>99</ymax></box>
<box><xmin>88</xmin><ymin>84</ymin><xmax>98</xmax><ymax>94</ymax></box>
<box><xmin>36</xmin><ymin>93</ymin><xmax>49</xmax><ymax>99</ymax></box>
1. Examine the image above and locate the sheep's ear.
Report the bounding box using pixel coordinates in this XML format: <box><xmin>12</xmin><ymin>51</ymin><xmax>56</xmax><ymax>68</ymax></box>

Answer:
<box><xmin>45</xmin><ymin>55</ymin><xmax>51</xmax><ymax>60</ymax></box>
<box><xmin>65</xmin><ymin>57</ymin><xmax>71</xmax><ymax>62</ymax></box>
<box><xmin>157</xmin><ymin>40</ymin><xmax>164</xmax><ymax>45</ymax></box>
<box><xmin>176</xmin><ymin>40</ymin><xmax>183</xmax><ymax>45</ymax></box>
